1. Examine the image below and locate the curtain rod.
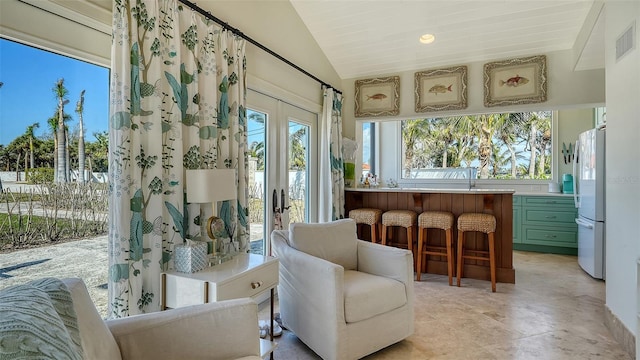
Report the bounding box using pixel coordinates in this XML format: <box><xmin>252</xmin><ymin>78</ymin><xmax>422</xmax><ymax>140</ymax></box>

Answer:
<box><xmin>178</xmin><ymin>0</ymin><xmax>342</xmax><ymax>95</ymax></box>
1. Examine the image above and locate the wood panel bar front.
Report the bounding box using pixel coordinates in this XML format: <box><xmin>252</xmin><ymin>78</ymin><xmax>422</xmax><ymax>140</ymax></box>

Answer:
<box><xmin>345</xmin><ymin>189</ymin><xmax>515</xmax><ymax>283</ymax></box>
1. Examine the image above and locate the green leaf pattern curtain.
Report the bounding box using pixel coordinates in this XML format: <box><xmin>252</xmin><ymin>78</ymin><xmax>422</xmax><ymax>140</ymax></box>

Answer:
<box><xmin>319</xmin><ymin>87</ymin><xmax>345</xmax><ymax>221</ymax></box>
<box><xmin>109</xmin><ymin>0</ymin><xmax>248</xmax><ymax>318</ymax></box>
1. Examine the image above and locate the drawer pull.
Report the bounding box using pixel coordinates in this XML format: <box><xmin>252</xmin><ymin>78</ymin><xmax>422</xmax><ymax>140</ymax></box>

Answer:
<box><xmin>545</xmin><ymin>235</ymin><xmax>557</xmax><ymax>238</ymax></box>
<box><xmin>545</xmin><ymin>201</ymin><xmax>557</xmax><ymax>204</ymax></box>
<box><xmin>251</xmin><ymin>281</ymin><xmax>263</xmax><ymax>289</ymax></box>
<box><xmin>545</xmin><ymin>216</ymin><xmax>556</xmax><ymax>219</ymax></box>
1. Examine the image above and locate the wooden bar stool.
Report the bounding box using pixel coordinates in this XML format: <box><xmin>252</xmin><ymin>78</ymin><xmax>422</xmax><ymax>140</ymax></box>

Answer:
<box><xmin>381</xmin><ymin>210</ymin><xmax>418</xmax><ymax>264</ymax></box>
<box><xmin>348</xmin><ymin>208</ymin><xmax>383</xmax><ymax>243</ymax></box>
<box><xmin>456</xmin><ymin>213</ymin><xmax>497</xmax><ymax>292</ymax></box>
<box><xmin>416</xmin><ymin>211</ymin><xmax>455</xmax><ymax>285</ymax></box>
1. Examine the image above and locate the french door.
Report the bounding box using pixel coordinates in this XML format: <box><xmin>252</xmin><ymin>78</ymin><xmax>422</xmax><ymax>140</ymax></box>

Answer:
<box><xmin>247</xmin><ymin>89</ymin><xmax>318</xmax><ymax>255</ymax></box>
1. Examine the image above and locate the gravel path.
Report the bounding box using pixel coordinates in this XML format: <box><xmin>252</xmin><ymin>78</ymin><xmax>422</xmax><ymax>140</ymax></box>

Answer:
<box><xmin>0</xmin><ymin>236</ymin><xmax>109</xmax><ymax>318</ymax></box>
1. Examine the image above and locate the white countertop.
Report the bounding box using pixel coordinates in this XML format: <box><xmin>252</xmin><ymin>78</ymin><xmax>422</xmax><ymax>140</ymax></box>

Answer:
<box><xmin>345</xmin><ymin>187</ymin><xmax>515</xmax><ymax>194</ymax></box>
<box><xmin>514</xmin><ymin>192</ymin><xmax>575</xmax><ymax>197</ymax></box>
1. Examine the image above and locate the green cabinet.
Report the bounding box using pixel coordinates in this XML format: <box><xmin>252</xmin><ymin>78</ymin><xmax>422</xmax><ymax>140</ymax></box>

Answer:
<box><xmin>512</xmin><ymin>195</ymin><xmax>578</xmax><ymax>255</ymax></box>
<box><xmin>512</xmin><ymin>196</ymin><xmax>522</xmax><ymax>244</ymax></box>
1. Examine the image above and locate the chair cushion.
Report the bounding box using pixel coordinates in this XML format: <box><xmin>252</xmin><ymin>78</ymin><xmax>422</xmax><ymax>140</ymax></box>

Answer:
<box><xmin>289</xmin><ymin>219</ymin><xmax>358</xmax><ymax>270</ymax></box>
<box><xmin>0</xmin><ymin>281</ymin><xmax>83</xmax><ymax>360</ymax></box>
<box><xmin>343</xmin><ymin>270</ymin><xmax>407</xmax><ymax>323</ymax></box>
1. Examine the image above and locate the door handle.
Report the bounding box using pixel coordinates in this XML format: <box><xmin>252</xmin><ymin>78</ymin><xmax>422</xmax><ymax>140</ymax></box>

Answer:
<box><xmin>272</xmin><ymin>189</ymin><xmax>278</xmax><ymax>214</ymax></box>
<box><xmin>281</xmin><ymin>189</ymin><xmax>290</xmax><ymax>211</ymax></box>
<box><xmin>575</xmin><ymin>218</ymin><xmax>594</xmax><ymax>229</ymax></box>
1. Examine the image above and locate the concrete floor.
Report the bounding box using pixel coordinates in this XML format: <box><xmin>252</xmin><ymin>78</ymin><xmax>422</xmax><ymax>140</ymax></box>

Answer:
<box><xmin>0</xmin><ymin>237</ymin><xmax>630</xmax><ymax>359</ymax></box>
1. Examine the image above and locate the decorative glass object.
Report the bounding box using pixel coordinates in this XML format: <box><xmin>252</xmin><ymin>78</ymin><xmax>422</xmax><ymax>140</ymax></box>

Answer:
<box><xmin>174</xmin><ymin>240</ymin><xmax>208</xmax><ymax>273</ymax></box>
<box><xmin>342</xmin><ymin>138</ymin><xmax>358</xmax><ymax>187</ymax></box>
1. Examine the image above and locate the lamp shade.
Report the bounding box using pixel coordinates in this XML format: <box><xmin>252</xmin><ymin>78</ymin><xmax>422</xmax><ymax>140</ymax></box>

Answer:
<box><xmin>186</xmin><ymin>169</ymin><xmax>236</xmax><ymax>203</ymax></box>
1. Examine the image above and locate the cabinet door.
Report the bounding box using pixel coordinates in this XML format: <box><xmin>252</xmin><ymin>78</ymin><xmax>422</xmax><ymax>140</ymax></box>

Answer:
<box><xmin>512</xmin><ymin>196</ymin><xmax>522</xmax><ymax>244</ymax></box>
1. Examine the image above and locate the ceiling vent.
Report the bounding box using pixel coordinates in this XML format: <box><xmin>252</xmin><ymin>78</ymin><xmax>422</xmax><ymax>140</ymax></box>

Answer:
<box><xmin>616</xmin><ymin>21</ymin><xmax>636</xmax><ymax>62</ymax></box>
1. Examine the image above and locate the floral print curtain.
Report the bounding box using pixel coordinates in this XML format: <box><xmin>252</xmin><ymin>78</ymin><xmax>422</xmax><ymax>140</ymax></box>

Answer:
<box><xmin>109</xmin><ymin>0</ymin><xmax>248</xmax><ymax>318</ymax></box>
<box><xmin>319</xmin><ymin>87</ymin><xmax>345</xmax><ymax>222</ymax></box>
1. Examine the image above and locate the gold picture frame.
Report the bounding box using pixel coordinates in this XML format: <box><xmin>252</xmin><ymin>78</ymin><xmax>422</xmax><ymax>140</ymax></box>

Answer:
<box><xmin>484</xmin><ymin>55</ymin><xmax>547</xmax><ymax>107</ymax></box>
<box><xmin>415</xmin><ymin>66</ymin><xmax>468</xmax><ymax>112</ymax></box>
<box><xmin>354</xmin><ymin>76</ymin><xmax>400</xmax><ymax>117</ymax></box>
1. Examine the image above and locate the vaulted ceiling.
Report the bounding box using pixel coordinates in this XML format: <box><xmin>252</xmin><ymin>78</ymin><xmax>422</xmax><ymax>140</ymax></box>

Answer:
<box><xmin>62</xmin><ymin>0</ymin><xmax>605</xmax><ymax>79</ymax></box>
<box><xmin>289</xmin><ymin>0</ymin><xmax>604</xmax><ymax>79</ymax></box>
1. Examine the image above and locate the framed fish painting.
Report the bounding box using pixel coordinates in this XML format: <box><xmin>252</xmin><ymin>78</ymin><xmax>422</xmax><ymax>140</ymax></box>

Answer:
<box><xmin>354</xmin><ymin>76</ymin><xmax>400</xmax><ymax>117</ymax></box>
<box><xmin>483</xmin><ymin>55</ymin><xmax>547</xmax><ymax>107</ymax></box>
<box><xmin>414</xmin><ymin>65</ymin><xmax>468</xmax><ymax>112</ymax></box>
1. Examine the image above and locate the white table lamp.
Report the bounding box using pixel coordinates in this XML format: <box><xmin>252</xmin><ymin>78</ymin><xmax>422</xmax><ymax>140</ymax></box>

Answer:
<box><xmin>186</xmin><ymin>168</ymin><xmax>236</xmax><ymax>259</ymax></box>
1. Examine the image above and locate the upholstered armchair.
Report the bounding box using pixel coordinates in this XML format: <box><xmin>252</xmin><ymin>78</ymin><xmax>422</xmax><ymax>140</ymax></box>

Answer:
<box><xmin>271</xmin><ymin>219</ymin><xmax>414</xmax><ymax>360</ymax></box>
<box><xmin>0</xmin><ymin>278</ymin><xmax>261</xmax><ymax>360</ymax></box>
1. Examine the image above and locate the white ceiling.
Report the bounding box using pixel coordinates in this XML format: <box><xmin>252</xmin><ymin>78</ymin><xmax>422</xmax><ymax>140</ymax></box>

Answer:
<box><xmin>59</xmin><ymin>0</ymin><xmax>604</xmax><ymax>80</ymax></box>
<box><xmin>289</xmin><ymin>0</ymin><xmax>603</xmax><ymax>79</ymax></box>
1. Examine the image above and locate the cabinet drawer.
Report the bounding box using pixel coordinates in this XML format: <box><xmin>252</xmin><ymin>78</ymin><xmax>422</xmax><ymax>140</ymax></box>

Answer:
<box><xmin>523</xmin><ymin>226</ymin><xmax>577</xmax><ymax>247</ymax></box>
<box><xmin>523</xmin><ymin>209</ymin><xmax>577</xmax><ymax>225</ymax></box>
<box><xmin>213</xmin><ymin>261</ymin><xmax>279</xmax><ymax>301</ymax></box>
<box><xmin>523</xmin><ymin>196</ymin><xmax>574</xmax><ymax>208</ymax></box>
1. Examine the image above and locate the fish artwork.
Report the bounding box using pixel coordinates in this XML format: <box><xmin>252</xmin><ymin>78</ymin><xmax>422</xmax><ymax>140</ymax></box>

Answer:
<box><xmin>366</xmin><ymin>93</ymin><xmax>387</xmax><ymax>100</ymax></box>
<box><xmin>428</xmin><ymin>84</ymin><xmax>452</xmax><ymax>95</ymax></box>
<box><xmin>500</xmin><ymin>75</ymin><xmax>529</xmax><ymax>87</ymax></box>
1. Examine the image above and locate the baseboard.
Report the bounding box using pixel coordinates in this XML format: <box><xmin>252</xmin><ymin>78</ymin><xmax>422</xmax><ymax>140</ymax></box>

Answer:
<box><xmin>604</xmin><ymin>304</ymin><xmax>636</xmax><ymax>359</ymax></box>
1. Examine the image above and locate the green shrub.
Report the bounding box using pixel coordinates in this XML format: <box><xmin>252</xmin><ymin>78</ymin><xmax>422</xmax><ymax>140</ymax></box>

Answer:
<box><xmin>29</xmin><ymin>167</ymin><xmax>54</xmax><ymax>184</ymax></box>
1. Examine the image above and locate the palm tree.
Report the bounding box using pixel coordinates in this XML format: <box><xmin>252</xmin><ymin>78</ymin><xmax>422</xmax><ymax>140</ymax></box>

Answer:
<box><xmin>522</xmin><ymin>112</ymin><xmax>552</xmax><ymax>178</ymax></box>
<box><xmin>401</xmin><ymin>119</ymin><xmax>430</xmax><ymax>178</ymax></box>
<box><xmin>53</xmin><ymin>79</ymin><xmax>69</xmax><ymax>182</ymax></box>
<box><xmin>48</xmin><ymin>110</ymin><xmax>72</xmax><ymax>181</ymax></box>
<box><xmin>500</xmin><ymin>113</ymin><xmax>528</xmax><ymax>178</ymax></box>
<box><xmin>535</xmin><ymin>113</ymin><xmax>552</xmax><ymax>177</ymax></box>
<box><xmin>76</xmin><ymin>90</ymin><xmax>86</xmax><ymax>182</ymax></box>
<box><xmin>25</xmin><ymin>122</ymin><xmax>39</xmax><ymax>170</ymax></box>
<box><xmin>289</xmin><ymin>126</ymin><xmax>307</xmax><ymax>171</ymax></box>
<box><xmin>47</xmin><ymin>116</ymin><xmax>57</xmax><ymax>181</ymax></box>
<box><xmin>248</xmin><ymin>141</ymin><xmax>265</xmax><ymax>170</ymax></box>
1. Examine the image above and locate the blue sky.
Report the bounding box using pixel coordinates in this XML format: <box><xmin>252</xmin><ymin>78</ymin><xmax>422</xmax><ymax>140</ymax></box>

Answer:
<box><xmin>0</xmin><ymin>38</ymin><xmax>109</xmax><ymax>146</ymax></box>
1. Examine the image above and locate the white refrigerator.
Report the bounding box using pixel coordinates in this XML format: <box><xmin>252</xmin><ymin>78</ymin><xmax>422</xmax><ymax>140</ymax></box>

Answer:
<box><xmin>573</xmin><ymin>127</ymin><xmax>606</xmax><ymax>279</ymax></box>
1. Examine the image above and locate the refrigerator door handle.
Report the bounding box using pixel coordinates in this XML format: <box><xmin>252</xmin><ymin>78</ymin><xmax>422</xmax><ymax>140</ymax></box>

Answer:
<box><xmin>575</xmin><ymin>218</ymin><xmax>594</xmax><ymax>229</ymax></box>
<box><xmin>572</xmin><ymin>140</ymin><xmax>580</xmax><ymax>208</ymax></box>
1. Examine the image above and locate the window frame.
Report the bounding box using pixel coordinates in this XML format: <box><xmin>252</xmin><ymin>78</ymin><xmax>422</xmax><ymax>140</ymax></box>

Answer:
<box><xmin>356</xmin><ymin>111</ymin><xmax>559</xmax><ymax>188</ymax></box>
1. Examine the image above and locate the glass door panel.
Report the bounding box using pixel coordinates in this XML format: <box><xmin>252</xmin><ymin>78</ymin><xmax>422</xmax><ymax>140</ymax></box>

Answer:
<box><xmin>247</xmin><ymin>89</ymin><xmax>317</xmax><ymax>255</ymax></box>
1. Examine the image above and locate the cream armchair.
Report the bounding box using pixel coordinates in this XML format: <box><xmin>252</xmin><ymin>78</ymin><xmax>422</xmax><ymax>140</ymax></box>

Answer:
<box><xmin>271</xmin><ymin>219</ymin><xmax>414</xmax><ymax>360</ymax></box>
<box><xmin>0</xmin><ymin>278</ymin><xmax>262</xmax><ymax>360</ymax></box>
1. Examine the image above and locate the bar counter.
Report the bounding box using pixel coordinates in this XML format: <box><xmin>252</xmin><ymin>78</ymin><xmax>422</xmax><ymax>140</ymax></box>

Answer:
<box><xmin>345</xmin><ymin>188</ymin><xmax>515</xmax><ymax>283</ymax></box>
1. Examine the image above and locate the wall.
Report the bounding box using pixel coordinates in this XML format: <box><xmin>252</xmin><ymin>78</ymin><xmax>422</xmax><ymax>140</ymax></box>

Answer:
<box><xmin>341</xmin><ymin>49</ymin><xmax>605</xmax><ymax>140</ymax></box>
<box><xmin>556</xmin><ymin>108</ymin><xmax>595</xmax><ymax>179</ymax></box>
<box><xmin>603</xmin><ymin>0</ymin><xmax>640</xmax><ymax>349</ymax></box>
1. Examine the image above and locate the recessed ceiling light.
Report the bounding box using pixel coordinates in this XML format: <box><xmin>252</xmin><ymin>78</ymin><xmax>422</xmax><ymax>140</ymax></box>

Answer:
<box><xmin>420</xmin><ymin>34</ymin><xmax>435</xmax><ymax>44</ymax></box>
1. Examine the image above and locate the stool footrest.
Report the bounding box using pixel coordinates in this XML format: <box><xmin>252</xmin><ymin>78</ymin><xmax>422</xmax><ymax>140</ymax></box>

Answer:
<box><xmin>461</xmin><ymin>255</ymin><xmax>490</xmax><ymax>261</ymax></box>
